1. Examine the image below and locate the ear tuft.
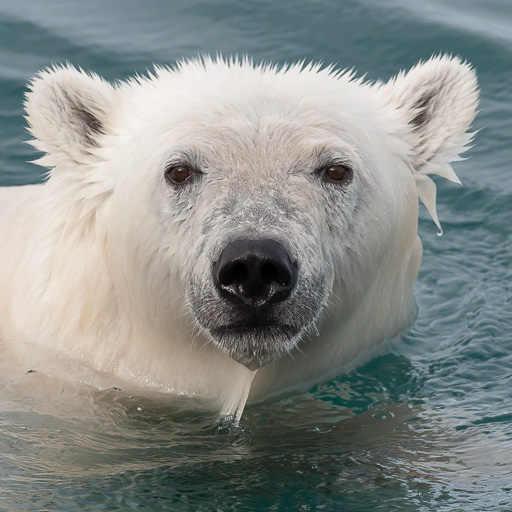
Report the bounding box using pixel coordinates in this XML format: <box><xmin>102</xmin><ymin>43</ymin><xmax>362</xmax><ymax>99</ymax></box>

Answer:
<box><xmin>25</xmin><ymin>64</ymin><xmax>116</xmax><ymax>169</ymax></box>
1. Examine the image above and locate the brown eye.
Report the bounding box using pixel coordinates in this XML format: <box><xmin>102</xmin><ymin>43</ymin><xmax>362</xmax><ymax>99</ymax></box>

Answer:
<box><xmin>323</xmin><ymin>164</ymin><xmax>352</xmax><ymax>183</ymax></box>
<box><xmin>165</xmin><ymin>165</ymin><xmax>194</xmax><ymax>185</ymax></box>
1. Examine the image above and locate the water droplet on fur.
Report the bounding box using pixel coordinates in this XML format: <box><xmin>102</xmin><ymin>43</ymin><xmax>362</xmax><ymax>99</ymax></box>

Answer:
<box><xmin>437</xmin><ymin>227</ymin><xmax>444</xmax><ymax>237</ymax></box>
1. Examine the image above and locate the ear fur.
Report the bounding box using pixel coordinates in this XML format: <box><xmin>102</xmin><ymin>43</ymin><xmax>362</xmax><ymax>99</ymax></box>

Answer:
<box><xmin>25</xmin><ymin>65</ymin><xmax>116</xmax><ymax>170</ymax></box>
<box><xmin>384</xmin><ymin>55</ymin><xmax>479</xmax><ymax>229</ymax></box>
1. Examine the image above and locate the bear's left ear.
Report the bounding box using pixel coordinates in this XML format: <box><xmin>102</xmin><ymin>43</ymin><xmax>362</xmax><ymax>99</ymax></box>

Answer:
<box><xmin>25</xmin><ymin>64</ymin><xmax>116</xmax><ymax>170</ymax></box>
<box><xmin>383</xmin><ymin>55</ymin><xmax>479</xmax><ymax>229</ymax></box>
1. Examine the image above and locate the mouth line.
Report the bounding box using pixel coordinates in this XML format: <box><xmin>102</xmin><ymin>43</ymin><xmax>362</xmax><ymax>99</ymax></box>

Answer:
<box><xmin>211</xmin><ymin>322</ymin><xmax>299</xmax><ymax>336</ymax></box>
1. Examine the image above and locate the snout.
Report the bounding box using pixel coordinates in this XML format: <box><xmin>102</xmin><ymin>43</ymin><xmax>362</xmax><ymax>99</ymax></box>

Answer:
<box><xmin>213</xmin><ymin>239</ymin><xmax>298</xmax><ymax>308</ymax></box>
<box><xmin>192</xmin><ymin>237</ymin><xmax>324</xmax><ymax>368</ymax></box>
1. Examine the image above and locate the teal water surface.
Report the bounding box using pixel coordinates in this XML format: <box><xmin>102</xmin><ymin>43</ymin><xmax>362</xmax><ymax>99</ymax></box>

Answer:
<box><xmin>0</xmin><ymin>1</ymin><xmax>511</xmax><ymax>511</ymax></box>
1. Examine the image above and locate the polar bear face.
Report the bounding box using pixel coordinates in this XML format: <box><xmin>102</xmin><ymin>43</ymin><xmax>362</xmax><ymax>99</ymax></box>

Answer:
<box><xmin>126</xmin><ymin>70</ymin><xmax>411</xmax><ymax>371</ymax></box>
<box><xmin>25</xmin><ymin>57</ymin><xmax>478</xmax><ymax>373</ymax></box>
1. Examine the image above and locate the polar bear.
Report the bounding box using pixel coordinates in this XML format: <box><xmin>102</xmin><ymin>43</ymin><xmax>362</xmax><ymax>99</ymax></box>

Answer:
<box><xmin>0</xmin><ymin>56</ymin><xmax>477</xmax><ymax>418</ymax></box>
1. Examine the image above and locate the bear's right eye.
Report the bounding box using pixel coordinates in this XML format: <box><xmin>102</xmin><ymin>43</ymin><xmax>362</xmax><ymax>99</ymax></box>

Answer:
<box><xmin>165</xmin><ymin>165</ymin><xmax>194</xmax><ymax>185</ymax></box>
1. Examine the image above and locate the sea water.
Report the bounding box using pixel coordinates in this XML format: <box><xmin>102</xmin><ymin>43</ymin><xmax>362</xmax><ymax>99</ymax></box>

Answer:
<box><xmin>0</xmin><ymin>0</ymin><xmax>511</xmax><ymax>510</ymax></box>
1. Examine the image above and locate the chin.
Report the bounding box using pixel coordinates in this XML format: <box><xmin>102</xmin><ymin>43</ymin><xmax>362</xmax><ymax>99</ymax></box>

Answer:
<box><xmin>209</xmin><ymin>323</ymin><xmax>302</xmax><ymax>370</ymax></box>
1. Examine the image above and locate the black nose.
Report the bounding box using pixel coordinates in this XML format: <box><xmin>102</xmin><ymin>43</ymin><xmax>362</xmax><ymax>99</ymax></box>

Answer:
<box><xmin>213</xmin><ymin>239</ymin><xmax>297</xmax><ymax>308</ymax></box>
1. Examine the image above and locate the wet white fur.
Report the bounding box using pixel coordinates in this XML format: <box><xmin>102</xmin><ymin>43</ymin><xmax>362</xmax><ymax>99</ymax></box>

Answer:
<box><xmin>0</xmin><ymin>56</ymin><xmax>478</xmax><ymax>417</ymax></box>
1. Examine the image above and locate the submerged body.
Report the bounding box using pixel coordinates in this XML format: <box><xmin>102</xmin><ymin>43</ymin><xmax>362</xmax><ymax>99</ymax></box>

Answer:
<box><xmin>0</xmin><ymin>56</ymin><xmax>478</xmax><ymax>417</ymax></box>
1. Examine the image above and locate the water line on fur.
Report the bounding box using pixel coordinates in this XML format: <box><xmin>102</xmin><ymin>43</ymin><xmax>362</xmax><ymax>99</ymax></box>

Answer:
<box><xmin>219</xmin><ymin>368</ymin><xmax>257</xmax><ymax>423</ymax></box>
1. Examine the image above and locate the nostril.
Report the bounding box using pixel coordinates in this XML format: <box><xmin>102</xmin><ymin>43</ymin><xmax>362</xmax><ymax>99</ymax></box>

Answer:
<box><xmin>219</xmin><ymin>261</ymin><xmax>249</xmax><ymax>287</ymax></box>
<box><xmin>261</xmin><ymin>262</ymin><xmax>289</xmax><ymax>287</ymax></box>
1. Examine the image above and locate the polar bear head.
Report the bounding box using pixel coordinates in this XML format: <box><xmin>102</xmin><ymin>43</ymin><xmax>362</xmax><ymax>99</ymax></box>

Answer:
<box><xmin>25</xmin><ymin>56</ymin><xmax>478</xmax><ymax>374</ymax></box>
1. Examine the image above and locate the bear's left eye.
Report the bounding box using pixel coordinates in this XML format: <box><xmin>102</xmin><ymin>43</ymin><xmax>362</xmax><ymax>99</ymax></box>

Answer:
<box><xmin>165</xmin><ymin>164</ymin><xmax>194</xmax><ymax>185</ymax></box>
<box><xmin>319</xmin><ymin>164</ymin><xmax>353</xmax><ymax>184</ymax></box>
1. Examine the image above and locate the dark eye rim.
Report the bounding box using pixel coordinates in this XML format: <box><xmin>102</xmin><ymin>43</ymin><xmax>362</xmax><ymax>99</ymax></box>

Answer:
<box><xmin>316</xmin><ymin>163</ymin><xmax>354</xmax><ymax>185</ymax></box>
<box><xmin>164</xmin><ymin>163</ymin><xmax>198</xmax><ymax>186</ymax></box>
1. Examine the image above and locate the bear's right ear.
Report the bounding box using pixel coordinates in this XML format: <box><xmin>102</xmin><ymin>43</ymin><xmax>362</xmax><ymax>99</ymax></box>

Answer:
<box><xmin>25</xmin><ymin>65</ymin><xmax>116</xmax><ymax>169</ymax></box>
